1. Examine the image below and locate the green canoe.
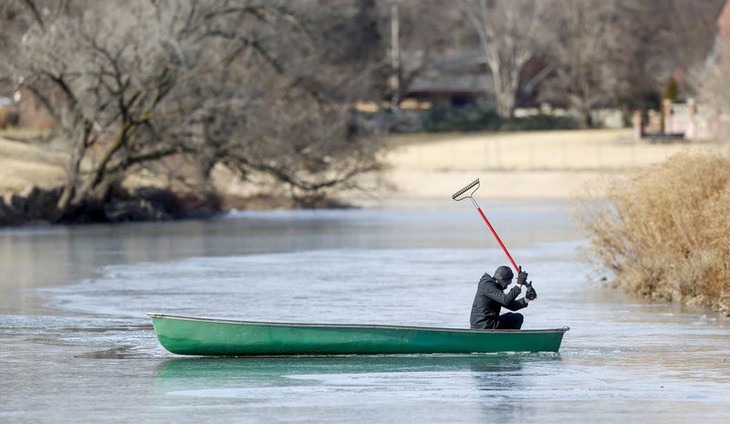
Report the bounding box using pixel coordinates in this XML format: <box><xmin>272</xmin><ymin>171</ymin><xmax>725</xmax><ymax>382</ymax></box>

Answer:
<box><xmin>149</xmin><ymin>314</ymin><xmax>569</xmax><ymax>356</ymax></box>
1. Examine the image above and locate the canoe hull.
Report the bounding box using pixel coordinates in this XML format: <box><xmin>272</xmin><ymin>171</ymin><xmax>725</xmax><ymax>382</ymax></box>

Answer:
<box><xmin>149</xmin><ymin>314</ymin><xmax>568</xmax><ymax>356</ymax></box>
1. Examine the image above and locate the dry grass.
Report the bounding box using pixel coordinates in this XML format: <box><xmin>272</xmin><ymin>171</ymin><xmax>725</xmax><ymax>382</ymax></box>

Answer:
<box><xmin>0</xmin><ymin>137</ymin><xmax>67</xmax><ymax>198</ymax></box>
<box><xmin>578</xmin><ymin>152</ymin><xmax>730</xmax><ymax>315</ymax></box>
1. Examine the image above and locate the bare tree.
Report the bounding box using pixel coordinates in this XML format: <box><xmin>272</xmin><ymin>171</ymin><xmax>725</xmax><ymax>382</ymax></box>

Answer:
<box><xmin>643</xmin><ymin>0</ymin><xmax>725</xmax><ymax>94</ymax></box>
<box><xmin>701</xmin><ymin>15</ymin><xmax>730</xmax><ymax>114</ymax></box>
<box><xmin>533</xmin><ymin>0</ymin><xmax>723</xmax><ymax>126</ymax></box>
<box><xmin>0</xmin><ymin>2</ymin><xmax>27</xmax><ymax>94</ymax></box>
<box><xmin>381</xmin><ymin>0</ymin><xmax>463</xmax><ymax>110</ymax></box>
<box><xmin>216</xmin><ymin>0</ymin><xmax>386</xmax><ymax>203</ymax></box>
<box><xmin>606</xmin><ymin>0</ymin><xmax>723</xmax><ymax>110</ymax></box>
<box><xmin>459</xmin><ymin>0</ymin><xmax>548</xmax><ymax>119</ymax></box>
<box><xmin>11</xmin><ymin>1</ymin><xmax>259</xmax><ymax>214</ymax></box>
<box><xmin>7</xmin><ymin>0</ymin><xmax>385</xmax><ymax>219</ymax></box>
<box><xmin>538</xmin><ymin>1</ymin><xmax>626</xmax><ymax>127</ymax></box>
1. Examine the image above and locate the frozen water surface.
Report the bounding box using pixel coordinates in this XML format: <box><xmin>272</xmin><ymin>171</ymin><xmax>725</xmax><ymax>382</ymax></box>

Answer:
<box><xmin>1</xmin><ymin>200</ymin><xmax>729</xmax><ymax>423</ymax></box>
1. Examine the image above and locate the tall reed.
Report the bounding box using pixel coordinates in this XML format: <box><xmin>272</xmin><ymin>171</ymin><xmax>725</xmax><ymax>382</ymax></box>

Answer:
<box><xmin>578</xmin><ymin>153</ymin><xmax>730</xmax><ymax>315</ymax></box>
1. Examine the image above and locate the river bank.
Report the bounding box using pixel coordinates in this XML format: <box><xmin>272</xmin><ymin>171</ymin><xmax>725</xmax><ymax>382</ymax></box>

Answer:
<box><xmin>371</xmin><ymin>129</ymin><xmax>730</xmax><ymax>204</ymax></box>
<box><xmin>3</xmin><ymin>129</ymin><xmax>729</xmax><ymax>209</ymax></box>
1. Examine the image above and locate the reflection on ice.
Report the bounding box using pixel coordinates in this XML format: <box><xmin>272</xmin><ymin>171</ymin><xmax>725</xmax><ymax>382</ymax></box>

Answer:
<box><xmin>154</xmin><ymin>354</ymin><xmax>729</xmax><ymax>407</ymax></box>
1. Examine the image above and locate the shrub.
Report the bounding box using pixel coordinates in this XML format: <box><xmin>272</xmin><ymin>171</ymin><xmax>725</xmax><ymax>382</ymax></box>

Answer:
<box><xmin>421</xmin><ymin>106</ymin><xmax>502</xmax><ymax>133</ymax></box>
<box><xmin>578</xmin><ymin>153</ymin><xmax>730</xmax><ymax>315</ymax></box>
<box><xmin>420</xmin><ymin>106</ymin><xmax>579</xmax><ymax>133</ymax></box>
<box><xmin>499</xmin><ymin>114</ymin><xmax>579</xmax><ymax>131</ymax></box>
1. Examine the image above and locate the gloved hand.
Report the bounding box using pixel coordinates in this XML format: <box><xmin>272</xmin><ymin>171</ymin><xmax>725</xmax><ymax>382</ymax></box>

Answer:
<box><xmin>508</xmin><ymin>285</ymin><xmax>522</xmax><ymax>298</ymax></box>
<box><xmin>517</xmin><ymin>266</ymin><xmax>528</xmax><ymax>285</ymax></box>
<box><xmin>525</xmin><ymin>283</ymin><xmax>537</xmax><ymax>301</ymax></box>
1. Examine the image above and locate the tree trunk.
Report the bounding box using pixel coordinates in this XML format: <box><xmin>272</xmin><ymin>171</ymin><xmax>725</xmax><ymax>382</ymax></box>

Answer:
<box><xmin>495</xmin><ymin>86</ymin><xmax>516</xmax><ymax>120</ymax></box>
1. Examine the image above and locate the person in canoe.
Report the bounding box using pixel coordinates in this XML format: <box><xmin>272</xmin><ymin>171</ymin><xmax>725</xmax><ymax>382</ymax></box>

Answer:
<box><xmin>470</xmin><ymin>265</ymin><xmax>537</xmax><ymax>330</ymax></box>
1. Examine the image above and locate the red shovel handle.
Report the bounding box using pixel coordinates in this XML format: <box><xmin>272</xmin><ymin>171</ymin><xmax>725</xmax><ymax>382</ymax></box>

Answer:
<box><xmin>475</xmin><ymin>206</ymin><xmax>520</xmax><ymax>274</ymax></box>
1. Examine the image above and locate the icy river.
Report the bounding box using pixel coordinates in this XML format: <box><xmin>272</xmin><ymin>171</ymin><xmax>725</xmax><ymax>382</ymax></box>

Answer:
<box><xmin>1</xmin><ymin>200</ymin><xmax>728</xmax><ymax>423</ymax></box>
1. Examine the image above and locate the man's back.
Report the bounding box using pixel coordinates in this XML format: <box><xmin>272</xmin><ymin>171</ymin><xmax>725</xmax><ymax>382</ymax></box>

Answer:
<box><xmin>470</xmin><ymin>272</ymin><xmax>526</xmax><ymax>329</ymax></box>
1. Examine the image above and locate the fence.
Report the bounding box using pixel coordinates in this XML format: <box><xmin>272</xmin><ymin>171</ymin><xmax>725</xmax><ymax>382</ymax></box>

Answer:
<box><xmin>389</xmin><ymin>130</ymin><xmax>730</xmax><ymax>173</ymax></box>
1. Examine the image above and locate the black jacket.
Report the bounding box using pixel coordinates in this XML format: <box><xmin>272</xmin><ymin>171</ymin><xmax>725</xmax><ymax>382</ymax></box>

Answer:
<box><xmin>470</xmin><ymin>272</ymin><xmax>528</xmax><ymax>329</ymax></box>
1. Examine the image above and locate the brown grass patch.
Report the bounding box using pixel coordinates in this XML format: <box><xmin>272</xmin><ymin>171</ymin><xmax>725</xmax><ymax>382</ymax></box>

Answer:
<box><xmin>577</xmin><ymin>152</ymin><xmax>730</xmax><ymax>315</ymax></box>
